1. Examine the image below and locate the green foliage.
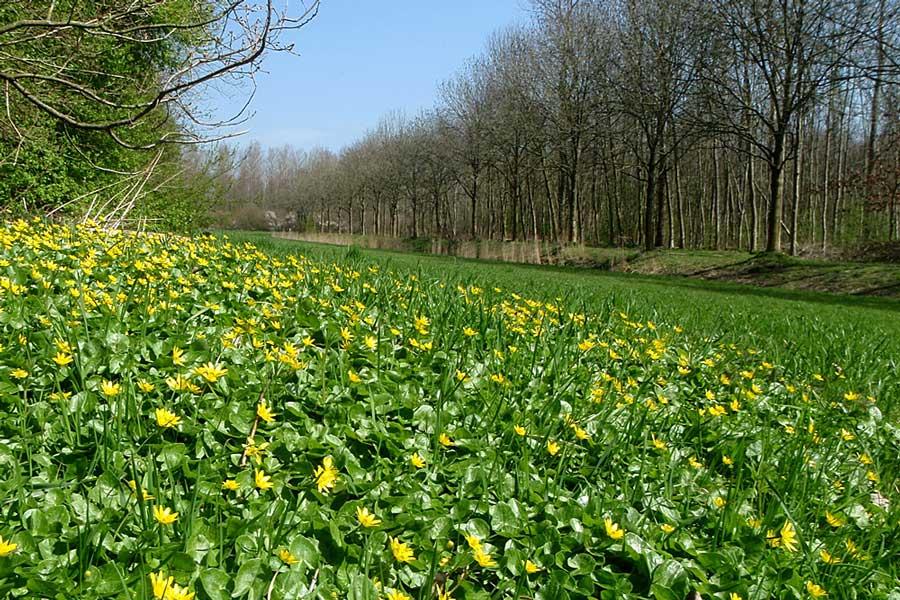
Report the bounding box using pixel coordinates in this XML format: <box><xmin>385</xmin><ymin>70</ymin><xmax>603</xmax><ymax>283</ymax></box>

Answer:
<box><xmin>0</xmin><ymin>222</ymin><xmax>897</xmax><ymax>599</ymax></box>
<box><xmin>0</xmin><ymin>1</ymin><xmax>218</xmax><ymax>226</ymax></box>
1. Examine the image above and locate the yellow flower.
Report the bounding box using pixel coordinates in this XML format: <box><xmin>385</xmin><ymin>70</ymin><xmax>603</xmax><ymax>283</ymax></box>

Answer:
<box><xmin>314</xmin><ymin>456</ymin><xmax>339</xmax><ymax>493</ymax></box>
<box><xmin>604</xmin><ymin>517</ymin><xmax>624</xmax><ymax>540</ymax></box>
<box><xmin>840</xmin><ymin>428</ymin><xmax>855</xmax><ymax>441</ymax></box>
<box><xmin>166</xmin><ymin>375</ymin><xmax>199</xmax><ymax>394</ymax></box>
<box><xmin>100</xmin><ymin>380</ymin><xmax>121</xmax><ymax>397</ymax></box>
<box><xmin>410</xmin><ymin>452</ymin><xmax>426</xmax><ymax>469</ymax></box>
<box><xmin>386</xmin><ymin>590</ymin><xmax>410</xmax><ymax>600</ymax></box>
<box><xmin>722</xmin><ymin>455</ymin><xmax>734</xmax><ymax>466</ymax></box>
<box><xmin>356</xmin><ymin>506</ymin><xmax>381</xmax><ymax>528</ymax></box>
<box><xmin>825</xmin><ymin>511</ymin><xmax>844</xmax><ymax>528</ymax></box>
<box><xmin>165</xmin><ymin>582</ymin><xmax>195</xmax><ymax>600</ymax></box>
<box><xmin>53</xmin><ymin>352</ymin><xmax>73</xmax><ymax>366</ymax></box>
<box><xmin>473</xmin><ymin>547</ymin><xmax>497</xmax><ymax>567</ymax></box>
<box><xmin>150</xmin><ymin>571</ymin><xmax>174</xmax><ymax>599</ymax></box>
<box><xmin>514</xmin><ymin>425</ymin><xmax>526</xmax><ymax>436</ymax></box>
<box><xmin>689</xmin><ymin>456</ymin><xmax>703</xmax><ymax>469</ymax></box>
<box><xmin>0</xmin><ymin>535</ymin><xmax>17</xmax><ymax>557</ymax></box>
<box><xmin>572</xmin><ymin>425</ymin><xmax>590</xmax><ymax>441</ymax></box>
<box><xmin>651</xmin><ymin>435</ymin><xmax>667</xmax><ymax>451</ymax></box>
<box><xmin>779</xmin><ymin>520</ymin><xmax>798</xmax><ymax>552</ymax></box>
<box><xmin>137</xmin><ymin>379</ymin><xmax>155</xmax><ymax>393</ymax></box>
<box><xmin>819</xmin><ymin>549</ymin><xmax>841</xmax><ymax>564</ymax></box>
<box><xmin>390</xmin><ymin>537</ymin><xmax>415</xmax><ymax>563</ymax></box>
<box><xmin>256</xmin><ymin>400</ymin><xmax>276</xmax><ymax>423</ymax></box>
<box><xmin>729</xmin><ymin>595</ymin><xmax>743</xmax><ymax>600</ymax></box>
<box><xmin>714</xmin><ymin>496</ymin><xmax>727</xmax><ymax>509</ymax></box>
<box><xmin>660</xmin><ymin>523</ymin><xmax>675</xmax><ymax>534</ymax></box>
<box><xmin>153</xmin><ymin>505</ymin><xmax>178</xmax><ymax>525</ymax></box>
<box><xmin>194</xmin><ymin>361</ymin><xmax>227</xmax><ymax>383</ymax></box>
<box><xmin>462</xmin><ymin>327</ymin><xmax>477</xmax><ymax>337</ymax></box>
<box><xmin>222</xmin><ymin>479</ymin><xmax>239</xmax><ymax>491</ymax></box>
<box><xmin>806</xmin><ymin>581</ymin><xmax>827</xmax><ymax>598</ymax></box>
<box><xmin>524</xmin><ymin>559</ymin><xmax>542</xmax><ymax>574</ymax></box>
<box><xmin>843</xmin><ymin>391</ymin><xmax>859</xmax><ymax>401</ymax></box>
<box><xmin>128</xmin><ymin>479</ymin><xmax>154</xmax><ymax>500</ymax></box>
<box><xmin>348</xmin><ymin>370</ymin><xmax>361</xmax><ymax>383</ymax></box>
<box><xmin>10</xmin><ymin>368</ymin><xmax>28</xmax><ymax>379</ymax></box>
<box><xmin>243</xmin><ymin>438</ymin><xmax>270</xmax><ymax>464</ymax></box>
<box><xmin>255</xmin><ymin>469</ymin><xmax>274</xmax><ymax>491</ymax></box>
<box><xmin>279</xmin><ymin>548</ymin><xmax>299</xmax><ymax>565</ymax></box>
<box><xmin>155</xmin><ymin>407</ymin><xmax>181</xmax><ymax>428</ymax></box>
<box><xmin>438</xmin><ymin>433</ymin><xmax>454</xmax><ymax>447</ymax></box>
<box><xmin>546</xmin><ymin>440</ymin><xmax>560</xmax><ymax>456</ymax></box>
<box><xmin>464</xmin><ymin>533</ymin><xmax>482</xmax><ymax>551</ymax></box>
<box><xmin>172</xmin><ymin>346</ymin><xmax>186</xmax><ymax>366</ymax></box>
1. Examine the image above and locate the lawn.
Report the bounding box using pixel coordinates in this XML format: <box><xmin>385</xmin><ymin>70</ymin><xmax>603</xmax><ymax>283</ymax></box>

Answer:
<box><xmin>0</xmin><ymin>222</ymin><xmax>896</xmax><ymax>600</ymax></box>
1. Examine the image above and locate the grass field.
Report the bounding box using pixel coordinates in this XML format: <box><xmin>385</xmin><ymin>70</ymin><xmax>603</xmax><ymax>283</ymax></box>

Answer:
<box><xmin>0</xmin><ymin>222</ymin><xmax>897</xmax><ymax>600</ymax></box>
<box><xmin>272</xmin><ymin>232</ymin><xmax>900</xmax><ymax>298</ymax></box>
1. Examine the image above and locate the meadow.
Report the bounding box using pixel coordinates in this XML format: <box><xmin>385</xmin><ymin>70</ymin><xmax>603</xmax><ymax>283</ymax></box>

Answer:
<box><xmin>0</xmin><ymin>221</ymin><xmax>897</xmax><ymax>600</ymax></box>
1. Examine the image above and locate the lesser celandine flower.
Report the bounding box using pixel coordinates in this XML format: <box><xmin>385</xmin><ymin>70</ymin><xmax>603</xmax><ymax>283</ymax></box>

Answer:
<box><xmin>313</xmin><ymin>456</ymin><xmax>338</xmax><ymax>493</ymax></box>
<box><xmin>410</xmin><ymin>453</ymin><xmax>426</xmax><ymax>469</ymax></box>
<box><xmin>279</xmin><ymin>548</ymin><xmax>299</xmax><ymax>565</ymax></box>
<box><xmin>255</xmin><ymin>469</ymin><xmax>273</xmax><ymax>491</ymax></box>
<box><xmin>153</xmin><ymin>505</ymin><xmax>178</xmax><ymax>525</ymax></box>
<box><xmin>473</xmin><ymin>547</ymin><xmax>497</xmax><ymax>567</ymax></box>
<box><xmin>222</xmin><ymin>479</ymin><xmax>239</xmax><ymax>491</ymax></box>
<box><xmin>386</xmin><ymin>590</ymin><xmax>410</xmax><ymax>600</ymax></box>
<box><xmin>390</xmin><ymin>537</ymin><xmax>415</xmax><ymax>563</ymax></box>
<box><xmin>779</xmin><ymin>520</ymin><xmax>798</xmax><ymax>552</ymax></box>
<box><xmin>171</xmin><ymin>346</ymin><xmax>185</xmax><ymax>366</ymax></box>
<box><xmin>356</xmin><ymin>506</ymin><xmax>381</xmax><ymax>528</ymax></box>
<box><xmin>438</xmin><ymin>433</ymin><xmax>454</xmax><ymax>447</ymax></box>
<box><xmin>825</xmin><ymin>511</ymin><xmax>844</xmax><ymax>528</ymax></box>
<box><xmin>53</xmin><ymin>352</ymin><xmax>73</xmax><ymax>366</ymax></box>
<box><xmin>806</xmin><ymin>581</ymin><xmax>827</xmax><ymax>598</ymax></box>
<box><xmin>194</xmin><ymin>361</ymin><xmax>227</xmax><ymax>383</ymax></box>
<box><xmin>100</xmin><ymin>380</ymin><xmax>120</xmax><ymax>397</ymax></box>
<box><xmin>604</xmin><ymin>518</ymin><xmax>624</xmax><ymax>540</ymax></box>
<box><xmin>256</xmin><ymin>400</ymin><xmax>276</xmax><ymax>423</ymax></box>
<box><xmin>128</xmin><ymin>479</ymin><xmax>154</xmax><ymax>500</ymax></box>
<box><xmin>525</xmin><ymin>559</ymin><xmax>542</xmax><ymax>573</ymax></box>
<box><xmin>514</xmin><ymin>425</ymin><xmax>526</xmax><ymax>436</ymax></box>
<box><xmin>546</xmin><ymin>440</ymin><xmax>560</xmax><ymax>456</ymax></box>
<box><xmin>150</xmin><ymin>571</ymin><xmax>174</xmax><ymax>598</ymax></box>
<box><xmin>155</xmin><ymin>408</ymin><xmax>181</xmax><ymax>428</ymax></box>
<box><xmin>0</xmin><ymin>535</ymin><xmax>17</xmax><ymax>557</ymax></box>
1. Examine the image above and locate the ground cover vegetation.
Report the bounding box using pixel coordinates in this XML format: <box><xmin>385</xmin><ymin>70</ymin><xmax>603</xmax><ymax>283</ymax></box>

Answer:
<box><xmin>0</xmin><ymin>221</ymin><xmax>897</xmax><ymax>600</ymax></box>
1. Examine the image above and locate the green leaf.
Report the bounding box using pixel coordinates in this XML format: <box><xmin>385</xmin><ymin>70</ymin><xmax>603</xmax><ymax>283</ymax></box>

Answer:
<box><xmin>201</xmin><ymin>568</ymin><xmax>231</xmax><ymax>600</ymax></box>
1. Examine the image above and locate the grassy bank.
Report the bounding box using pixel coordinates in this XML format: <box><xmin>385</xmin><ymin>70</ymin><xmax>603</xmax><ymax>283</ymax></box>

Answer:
<box><xmin>270</xmin><ymin>232</ymin><xmax>900</xmax><ymax>298</ymax></box>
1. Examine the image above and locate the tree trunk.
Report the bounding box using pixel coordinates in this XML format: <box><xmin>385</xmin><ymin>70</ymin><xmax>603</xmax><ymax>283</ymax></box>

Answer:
<box><xmin>766</xmin><ymin>128</ymin><xmax>787</xmax><ymax>253</ymax></box>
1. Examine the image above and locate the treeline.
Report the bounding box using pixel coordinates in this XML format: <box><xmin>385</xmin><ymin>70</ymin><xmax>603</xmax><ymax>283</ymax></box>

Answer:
<box><xmin>218</xmin><ymin>0</ymin><xmax>899</xmax><ymax>254</ymax></box>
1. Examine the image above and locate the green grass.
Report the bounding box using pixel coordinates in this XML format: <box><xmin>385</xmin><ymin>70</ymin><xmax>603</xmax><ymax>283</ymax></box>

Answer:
<box><xmin>0</xmin><ymin>222</ymin><xmax>896</xmax><ymax>600</ymax></box>
<box><xmin>237</xmin><ymin>232</ymin><xmax>900</xmax><ymax>403</ymax></box>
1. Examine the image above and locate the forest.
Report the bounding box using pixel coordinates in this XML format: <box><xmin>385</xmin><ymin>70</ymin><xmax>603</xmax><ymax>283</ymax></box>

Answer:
<box><xmin>216</xmin><ymin>0</ymin><xmax>900</xmax><ymax>255</ymax></box>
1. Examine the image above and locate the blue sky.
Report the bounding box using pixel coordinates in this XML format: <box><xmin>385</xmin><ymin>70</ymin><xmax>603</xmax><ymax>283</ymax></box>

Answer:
<box><xmin>210</xmin><ymin>1</ymin><xmax>527</xmax><ymax>152</ymax></box>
